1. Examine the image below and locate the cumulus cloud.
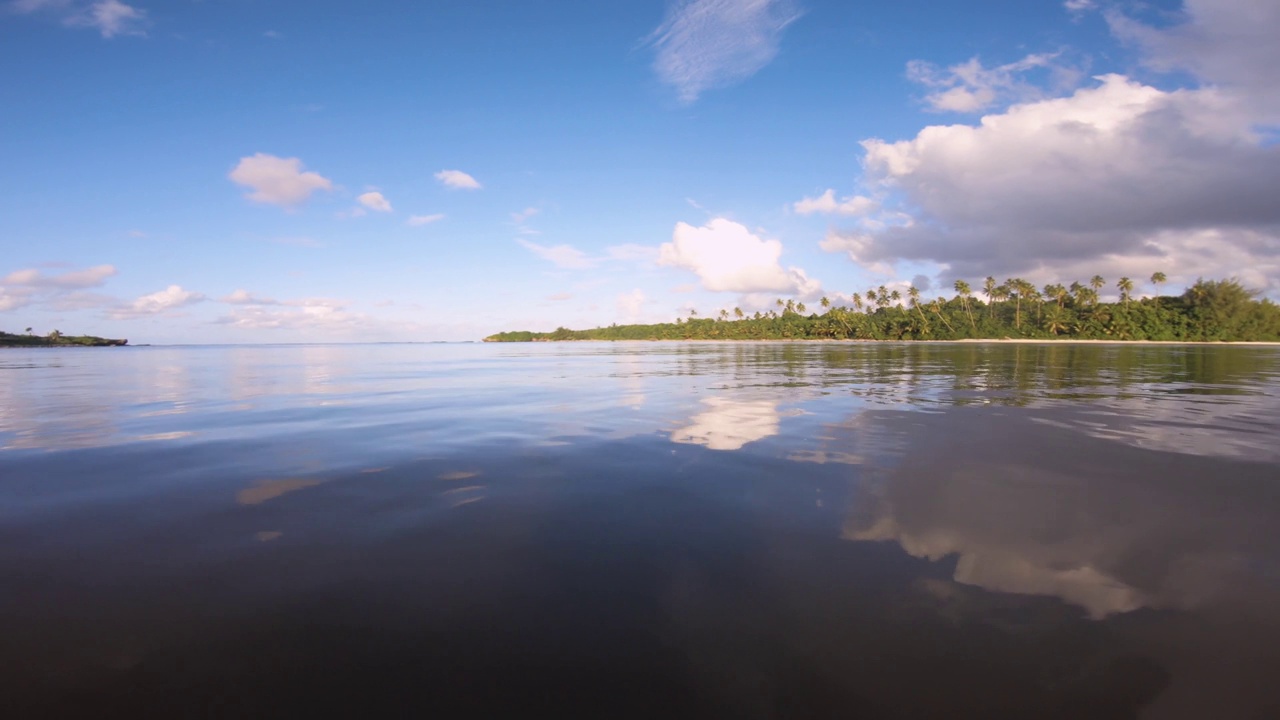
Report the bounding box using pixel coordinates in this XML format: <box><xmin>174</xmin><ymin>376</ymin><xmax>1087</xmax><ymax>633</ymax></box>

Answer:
<box><xmin>357</xmin><ymin>191</ymin><xmax>392</xmax><ymax>212</ymax></box>
<box><xmin>435</xmin><ymin>169</ymin><xmax>481</xmax><ymax>190</ymax></box>
<box><xmin>828</xmin><ymin>73</ymin><xmax>1280</xmax><ymax>292</ymax></box>
<box><xmin>659</xmin><ymin>218</ymin><xmax>820</xmax><ymax>295</ymax></box>
<box><xmin>229</xmin><ymin>153</ymin><xmax>333</xmax><ymax>208</ymax></box>
<box><xmin>906</xmin><ymin>52</ymin><xmax>1080</xmax><ymax>113</ymax></box>
<box><xmin>111</xmin><ymin>285</ymin><xmax>205</xmax><ymax>318</ymax></box>
<box><xmin>793</xmin><ymin>189</ymin><xmax>878</xmax><ymax>216</ymax></box>
<box><xmin>1</xmin><ymin>264</ymin><xmax>119</xmax><ymax>314</ymax></box>
<box><xmin>517</xmin><ymin>239</ymin><xmax>596</xmax><ymax>270</ymax></box>
<box><xmin>214</xmin><ymin>300</ymin><xmax>366</xmax><ymax>332</ymax></box>
<box><xmin>12</xmin><ymin>0</ymin><xmax>147</xmax><ymax>38</ymax></box>
<box><xmin>649</xmin><ymin>0</ymin><xmax>801</xmax><ymax>103</ymax></box>
<box><xmin>406</xmin><ymin>213</ymin><xmax>445</xmax><ymax>226</ymax></box>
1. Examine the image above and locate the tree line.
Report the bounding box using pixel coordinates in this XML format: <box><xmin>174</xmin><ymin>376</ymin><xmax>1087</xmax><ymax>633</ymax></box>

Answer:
<box><xmin>486</xmin><ymin>275</ymin><xmax>1280</xmax><ymax>342</ymax></box>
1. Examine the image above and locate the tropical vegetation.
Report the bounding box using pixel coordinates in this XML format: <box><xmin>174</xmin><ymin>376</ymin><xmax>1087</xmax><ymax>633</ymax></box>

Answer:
<box><xmin>486</xmin><ymin>276</ymin><xmax>1280</xmax><ymax>343</ymax></box>
<box><xmin>0</xmin><ymin>328</ymin><xmax>127</xmax><ymax>347</ymax></box>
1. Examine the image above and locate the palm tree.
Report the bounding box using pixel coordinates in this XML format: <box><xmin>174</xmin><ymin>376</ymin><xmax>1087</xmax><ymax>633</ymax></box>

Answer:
<box><xmin>718</xmin><ymin>309</ymin><xmax>729</xmax><ymax>321</ymax></box>
<box><xmin>688</xmin><ymin>308</ymin><xmax>698</xmax><ymax>320</ymax></box>
<box><xmin>851</xmin><ymin>292</ymin><xmax>863</xmax><ymax>312</ymax></box>
<box><xmin>889</xmin><ymin>289</ymin><xmax>901</xmax><ymax>305</ymax></box>
<box><xmin>24</xmin><ymin>327</ymin><xmax>33</xmax><ymax>335</ymax></box>
<box><xmin>1090</xmin><ymin>275</ymin><xmax>1105</xmax><ymax>305</ymax></box>
<box><xmin>784</xmin><ymin>299</ymin><xmax>796</xmax><ymax>315</ymax></box>
<box><xmin>1150</xmin><ymin>272</ymin><xmax>1167</xmax><ymax>307</ymax></box>
<box><xmin>876</xmin><ymin>286</ymin><xmax>890</xmax><ymax>309</ymax></box>
<box><xmin>929</xmin><ymin>298</ymin><xmax>956</xmax><ymax>333</ymax></box>
<box><xmin>954</xmin><ymin>279</ymin><xmax>976</xmax><ymax>330</ymax></box>
<box><xmin>734</xmin><ymin>307</ymin><xmax>744</xmax><ymax>320</ymax></box>
<box><xmin>1005</xmin><ymin>278</ymin><xmax>1024</xmax><ymax>329</ymax></box>
<box><xmin>908</xmin><ymin>286</ymin><xmax>929</xmax><ymax>332</ymax></box>
<box><xmin>983</xmin><ymin>276</ymin><xmax>997</xmax><ymax>317</ymax></box>
<box><xmin>1117</xmin><ymin>277</ymin><xmax>1134</xmax><ymax>306</ymax></box>
<box><xmin>1045</xmin><ymin>283</ymin><xmax>1068</xmax><ymax>309</ymax></box>
<box><xmin>796</xmin><ymin>302</ymin><xmax>806</xmax><ymax>314</ymax></box>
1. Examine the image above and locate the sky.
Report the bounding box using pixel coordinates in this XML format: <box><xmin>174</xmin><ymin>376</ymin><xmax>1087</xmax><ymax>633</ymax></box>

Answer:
<box><xmin>2</xmin><ymin>0</ymin><xmax>1278</xmax><ymax>343</ymax></box>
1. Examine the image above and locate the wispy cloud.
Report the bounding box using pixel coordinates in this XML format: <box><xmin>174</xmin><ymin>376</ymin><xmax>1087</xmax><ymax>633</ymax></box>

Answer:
<box><xmin>517</xmin><ymin>239</ymin><xmax>597</xmax><ymax>270</ymax></box>
<box><xmin>406</xmin><ymin>213</ymin><xmax>445</xmax><ymax>226</ymax></box>
<box><xmin>435</xmin><ymin>169</ymin><xmax>482</xmax><ymax>190</ymax></box>
<box><xmin>906</xmin><ymin>52</ymin><xmax>1080</xmax><ymax>113</ymax></box>
<box><xmin>648</xmin><ymin>0</ymin><xmax>802</xmax><ymax>103</ymax></box>
<box><xmin>229</xmin><ymin>153</ymin><xmax>333</xmax><ymax>208</ymax></box>
<box><xmin>13</xmin><ymin>1</ymin><xmax>148</xmax><ymax>38</ymax></box>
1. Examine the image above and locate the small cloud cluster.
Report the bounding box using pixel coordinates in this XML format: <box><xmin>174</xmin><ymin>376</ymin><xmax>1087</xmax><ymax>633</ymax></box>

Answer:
<box><xmin>0</xmin><ymin>264</ymin><xmax>117</xmax><ymax>312</ymax></box>
<box><xmin>229</xmin><ymin>153</ymin><xmax>333</xmax><ymax>208</ymax></box>
<box><xmin>649</xmin><ymin>0</ymin><xmax>801</xmax><ymax>103</ymax></box>
<box><xmin>215</xmin><ymin>291</ymin><xmax>367</xmax><ymax>332</ymax></box>
<box><xmin>793</xmin><ymin>189</ymin><xmax>878</xmax><ymax>217</ymax></box>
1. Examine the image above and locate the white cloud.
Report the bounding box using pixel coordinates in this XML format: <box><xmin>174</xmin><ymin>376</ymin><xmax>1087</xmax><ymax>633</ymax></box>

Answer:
<box><xmin>214</xmin><ymin>301</ymin><xmax>365</xmax><ymax>332</ymax></box>
<box><xmin>1063</xmin><ymin>0</ymin><xmax>1095</xmax><ymax>13</ymax></box>
<box><xmin>517</xmin><ymin>239</ymin><xmax>596</xmax><ymax>270</ymax></box>
<box><xmin>406</xmin><ymin>213</ymin><xmax>445</xmax><ymax>226</ymax></box>
<box><xmin>906</xmin><ymin>53</ymin><xmax>1078</xmax><ymax>113</ymax></box>
<box><xmin>111</xmin><ymin>285</ymin><xmax>205</xmax><ymax>318</ymax></box>
<box><xmin>69</xmin><ymin>0</ymin><xmax>144</xmax><ymax>38</ymax></box>
<box><xmin>606</xmin><ymin>244</ymin><xmax>661</xmax><ymax>263</ymax></box>
<box><xmin>229</xmin><ymin>153</ymin><xmax>333</xmax><ymax>207</ymax></box>
<box><xmin>832</xmin><ymin>74</ymin><xmax>1280</xmax><ymax>292</ymax></box>
<box><xmin>357</xmin><ymin>191</ymin><xmax>392</xmax><ymax>213</ymax></box>
<box><xmin>793</xmin><ymin>189</ymin><xmax>878</xmax><ymax>216</ymax></box>
<box><xmin>435</xmin><ymin>169</ymin><xmax>481</xmax><ymax>190</ymax></box>
<box><xmin>2</xmin><ymin>264</ymin><xmax>116</xmax><ymax>288</ymax></box>
<box><xmin>648</xmin><ymin>0</ymin><xmax>801</xmax><ymax>103</ymax></box>
<box><xmin>658</xmin><ymin>218</ymin><xmax>820</xmax><ymax>295</ymax></box>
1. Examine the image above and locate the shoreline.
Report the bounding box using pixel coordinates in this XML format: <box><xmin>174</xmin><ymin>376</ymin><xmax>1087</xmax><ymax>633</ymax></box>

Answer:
<box><xmin>494</xmin><ymin>338</ymin><xmax>1280</xmax><ymax>346</ymax></box>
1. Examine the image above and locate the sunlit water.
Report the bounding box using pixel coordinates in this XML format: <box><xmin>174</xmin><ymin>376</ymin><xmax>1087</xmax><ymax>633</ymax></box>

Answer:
<box><xmin>3</xmin><ymin>342</ymin><xmax>1279</xmax><ymax>718</ymax></box>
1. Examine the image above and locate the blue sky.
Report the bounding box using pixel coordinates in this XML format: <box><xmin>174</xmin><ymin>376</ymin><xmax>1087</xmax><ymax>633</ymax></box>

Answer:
<box><xmin>2</xmin><ymin>0</ymin><xmax>1277</xmax><ymax>342</ymax></box>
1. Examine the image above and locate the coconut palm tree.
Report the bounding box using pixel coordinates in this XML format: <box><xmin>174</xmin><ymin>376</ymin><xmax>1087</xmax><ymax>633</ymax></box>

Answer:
<box><xmin>796</xmin><ymin>302</ymin><xmax>807</xmax><ymax>314</ymax></box>
<box><xmin>1117</xmin><ymin>277</ymin><xmax>1134</xmax><ymax>306</ymax></box>
<box><xmin>983</xmin><ymin>276</ymin><xmax>997</xmax><ymax>317</ymax></box>
<box><xmin>734</xmin><ymin>307</ymin><xmax>744</xmax><ymax>319</ymax></box>
<box><xmin>719</xmin><ymin>309</ymin><xmax>729</xmax><ymax>321</ymax></box>
<box><xmin>1005</xmin><ymin>278</ymin><xmax>1025</xmax><ymax>329</ymax></box>
<box><xmin>954</xmin><ymin>279</ymin><xmax>976</xmax><ymax>330</ymax></box>
<box><xmin>851</xmin><ymin>292</ymin><xmax>863</xmax><ymax>312</ymax></box>
<box><xmin>1090</xmin><ymin>275</ymin><xmax>1105</xmax><ymax>304</ymax></box>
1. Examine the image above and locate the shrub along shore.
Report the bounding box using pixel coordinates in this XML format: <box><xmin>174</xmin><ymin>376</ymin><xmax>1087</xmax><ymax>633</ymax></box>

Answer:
<box><xmin>486</xmin><ymin>277</ymin><xmax>1280</xmax><ymax>343</ymax></box>
<box><xmin>0</xmin><ymin>330</ymin><xmax>127</xmax><ymax>347</ymax></box>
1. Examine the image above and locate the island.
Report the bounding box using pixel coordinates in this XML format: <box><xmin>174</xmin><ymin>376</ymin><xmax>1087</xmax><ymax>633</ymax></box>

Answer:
<box><xmin>486</xmin><ymin>277</ymin><xmax>1280</xmax><ymax>343</ymax></box>
<box><xmin>1</xmin><ymin>329</ymin><xmax>127</xmax><ymax>347</ymax></box>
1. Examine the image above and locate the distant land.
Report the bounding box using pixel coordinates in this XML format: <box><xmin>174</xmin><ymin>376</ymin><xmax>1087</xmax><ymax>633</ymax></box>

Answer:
<box><xmin>1</xmin><ymin>330</ymin><xmax>127</xmax><ymax>348</ymax></box>
<box><xmin>486</xmin><ymin>277</ymin><xmax>1280</xmax><ymax>344</ymax></box>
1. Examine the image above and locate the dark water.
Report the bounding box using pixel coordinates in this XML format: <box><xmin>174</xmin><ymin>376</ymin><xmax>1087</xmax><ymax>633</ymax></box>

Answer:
<box><xmin>3</xmin><ymin>342</ymin><xmax>1279</xmax><ymax>718</ymax></box>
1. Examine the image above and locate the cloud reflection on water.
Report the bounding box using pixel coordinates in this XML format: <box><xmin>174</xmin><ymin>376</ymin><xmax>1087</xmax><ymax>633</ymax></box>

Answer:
<box><xmin>670</xmin><ymin>397</ymin><xmax>781</xmax><ymax>451</ymax></box>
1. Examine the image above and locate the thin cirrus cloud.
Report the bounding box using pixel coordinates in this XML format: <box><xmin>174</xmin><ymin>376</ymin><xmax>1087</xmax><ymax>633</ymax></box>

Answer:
<box><xmin>229</xmin><ymin>153</ymin><xmax>333</xmax><ymax>208</ymax></box>
<box><xmin>648</xmin><ymin>0</ymin><xmax>802</xmax><ymax>104</ymax></box>
<box><xmin>406</xmin><ymin>214</ymin><xmax>445</xmax><ymax>226</ymax></box>
<box><xmin>13</xmin><ymin>0</ymin><xmax>148</xmax><ymax>38</ymax></box>
<box><xmin>357</xmin><ymin>191</ymin><xmax>393</xmax><ymax>212</ymax></box>
<box><xmin>906</xmin><ymin>52</ymin><xmax>1078</xmax><ymax>113</ymax></box>
<box><xmin>2</xmin><ymin>264</ymin><xmax>117</xmax><ymax>289</ymax></box>
<box><xmin>517</xmin><ymin>239</ymin><xmax>597</xmax><ymax>270</ymax></box>
<box><xmin>434</xmin><ymin>169</ymin><xmax>482</xmax><ymax>190</ymax></box>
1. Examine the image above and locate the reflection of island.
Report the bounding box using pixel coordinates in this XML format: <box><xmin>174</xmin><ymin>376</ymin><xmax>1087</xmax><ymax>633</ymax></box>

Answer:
<box><xmin>670</xmin><ymin>397</ymin><xmax>780</xmax><ymax>451</ymax></box>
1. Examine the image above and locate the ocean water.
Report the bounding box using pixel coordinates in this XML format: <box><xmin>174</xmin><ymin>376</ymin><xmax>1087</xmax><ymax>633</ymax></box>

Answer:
<box><xmin>2</xmin><ymin>342</ymin><xmax>1279</xmax><ymax>718</ymax></box>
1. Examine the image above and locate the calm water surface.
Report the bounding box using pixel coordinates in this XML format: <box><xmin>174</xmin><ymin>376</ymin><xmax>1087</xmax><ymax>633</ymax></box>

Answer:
<box><xmin>2</xmin><ymin>342</ymin><xmax>1279</xmax><ymax>718</ymax></box>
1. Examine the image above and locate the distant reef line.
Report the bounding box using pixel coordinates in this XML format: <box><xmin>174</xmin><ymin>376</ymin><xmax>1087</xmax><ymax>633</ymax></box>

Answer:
<box><xmin>1</xmin><ymin>330</ymin><xmax>127</xmax><ymax>348</ymax></box>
